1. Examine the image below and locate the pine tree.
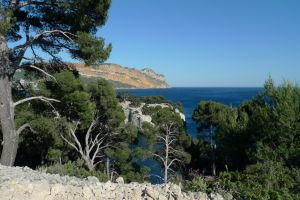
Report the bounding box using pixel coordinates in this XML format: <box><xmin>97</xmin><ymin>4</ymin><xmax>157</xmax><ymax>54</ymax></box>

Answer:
<box><xmin>0</xmin><ymin>0</ymin><xmax>112</xmax><ymax>166</ymax></box>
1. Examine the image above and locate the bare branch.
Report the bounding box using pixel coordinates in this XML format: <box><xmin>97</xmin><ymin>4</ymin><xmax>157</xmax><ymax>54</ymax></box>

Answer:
<box><xmin>12</xmin><ymin>30</ymin><xmax>77</xmax><ymax>58</ymax></box>
<box><xmin>157</xmin><ymin>135</ymin><xmax>167</xmax><ymax>143</ymax></box>
<box><xmin>61</xmin><ymin>118</ymin><xmax>113</xmax><ymax>171</ymax></box>
<box><xmin>22</xmin><ymin>65</ymin><xmax>57</xmax><ymax>82</ymax></box>
<box><xmin>167</xmin><ymin>158</ymin><xmax>181</xmax><ymax>168</ymax></box>
<box><xmin>85</xmin><ymin>120</ymin><xmax>97</xmax><ymax>154</ymax></box>
<box><xmin>13</xmin><ymin>96</ymin><xmax>60</xmax><ymax>107</ymax></box>
<box><xmin>17</xmin><ymin>123</ymin><xmax>36</xmax><ymax>135</ymax></box>
<box><xmin>153</xmin><ymin>153</ymin><xmax>165</xmax><ymax>164</ymax></box>
<box><xmin>60</xmin><ymin>122</ymin><xmax>84</xmax><ymax>155</ymax></box>
<box><xmin>94</xmin><ymin>160</ymin><xmax>104</xmax><ymax>166</ymax></box>
<box><xmin>60</xmin><ymin>132</ymin><xmax>80</xmax><ymax>152</ymax></box>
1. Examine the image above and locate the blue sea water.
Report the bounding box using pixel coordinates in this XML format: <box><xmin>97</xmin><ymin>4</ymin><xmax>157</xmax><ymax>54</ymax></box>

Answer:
<box><xmin>118</xmin><ymin>87</ymin><xmax>262</xmax><ymax>137</ymax></box>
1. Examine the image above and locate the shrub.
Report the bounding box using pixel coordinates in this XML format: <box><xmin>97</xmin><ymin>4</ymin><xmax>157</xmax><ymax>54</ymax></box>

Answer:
<box><xmin>141</xmin><ymin>105</ymin><xmax>162</xmax><ymax>116</ymax></box>
<box><xmin>185</xmin><ymin>176</ymin><xmax>208</xmax><ymax>192</ymax></box>
<box><xmin>218</xmin><ymin>161</ymin><xmax>300</xmax><ymax>200</ymax></box>
<box><xmin>39</xmin><ymin>160</ymin><xmax>109</xmax><ymax>182</ymax></box>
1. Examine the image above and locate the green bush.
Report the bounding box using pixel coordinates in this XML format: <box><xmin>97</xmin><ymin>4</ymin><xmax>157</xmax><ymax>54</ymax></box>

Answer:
<box><xmin>218</xmin><ymin>161</ymin><xmax>300</xmax><ymax>200</ymax></box>
<box><xmin>128</xmin><ymin>96</ymin><xmax>142</xmax><ymax>107</ymax></box>
<box><xmin>141</xmin><ymin>105</ymin><xmax>162</xmax><ymax>116</ymax></box>
<box><xmin>40</xmin><ymin>160</ymin><xmax>109</xmax><ymax>182</ymax></box>
<box><xmin>141</xmin><ymin>96</ymin><xmax>169</xmax><ymax>104</ymax></box>
<box><xmin>185</xmin><ymin>176</ymin><xmax>208</xmax><ymax>192</ymax></box>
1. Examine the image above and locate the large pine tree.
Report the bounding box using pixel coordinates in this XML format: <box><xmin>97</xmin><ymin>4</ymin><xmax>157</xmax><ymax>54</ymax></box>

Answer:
<box><xmin>0</xmin><ymin>0</ymin><xmax>112</xmax><ymax>166</ymax></box>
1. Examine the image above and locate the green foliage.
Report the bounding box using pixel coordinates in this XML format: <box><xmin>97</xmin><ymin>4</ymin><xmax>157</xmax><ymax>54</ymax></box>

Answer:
<box><xmin>141</xmin><ymin>105</ymin><xmax>162</xmax><ymax>116</ymax></box>
<box><xmin>185</xmin><ymin>139</ymin><xmax>213</xmax><ymax>175</ymax></box>
<box><xmin>191</xmin><ymin>78</ymin><xmax>300</xmax><ymax>199</ymax></box>
<box><xmin>5</xmin><ymin>0</ymin><xmax>112</xmax><ymax>65</ymax></box>
<box><xmin>141</xmin><ymin>96</ymin><xmax>169</xmax><ymax>104</ymax></box>
<box><xmin>80</xmin><ymin>76</ymin><xmax>133</xmax><ymax>88</ymax></box>
<box><xmin>71</xmin><ymin>32</ymin><xmax>112</xmax><ymax>65</ymax></box>
<box><xmin>41</xmin><ymin>160</ymin><xmax>109</xmax><ymax>182</ymax></box>
<box><xmin>88</xmin><ymin>79</ymin><xmax>125</xmax><ymax>127</ymax></box>
<box><xmin>152</xmin><ymin>107</ymin><xmax>183</xmax><ymax>127</ymax></box>
<box><xmin>192</xmin><ymin>100</ymin><xmax>238</xmax><ymax>134</ymax></box>
<box><xmin>117</xmin><ymin>94</ymin><xmax>183</xmax><ymax>113</ymax></box>
<box><xmin>219</xmin><ymin>161</ymin><xmax>300</xmax><ymax>200</ymax></box>
<box><xmin>151</xmin><ymin>107</ymin><xmax>191</xmax><ymax>149</ymax></box>
<box><xmin>86</xmin><ymin>79</ymin><xmax>149</xmax><ymax>182</ymax></box>
<box><xmin>0</xmin><ymin>9</ymin><xmax>13</xmax><ymax>34</ymax></box>
<box><xmin>141</xmin><ymin>107</ymin><xmax>191</xmax><ymax>183</ymax></box>
<box><xmin>44</xmin><ymin>71</ymin><xmax>95</xmax><ymax>127</ymax></box>
<box><xmin>15</xmin><ymin>117</ymin><xmax>58</xmax><ymax>168</ymax></box>
<box><xmin>185</xmin><ymin>176</ymin><xmax>208</xmax><ymax>192</ymax></box>
<box><xmin>13</xmin><ymin>70</ymin><xmax>151</xmax><ymax>182</ymax></box>
<box><xmin>127</xmin><ymin>95</ymin><xmax>142</xmax><ymax>107</ymax></box>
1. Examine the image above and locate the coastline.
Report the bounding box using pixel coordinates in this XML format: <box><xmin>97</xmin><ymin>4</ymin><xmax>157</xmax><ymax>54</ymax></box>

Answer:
<box><xmin>115</xmin><ymin>87</ymin><xmax>172</xmax><ymax>90</ymax></box>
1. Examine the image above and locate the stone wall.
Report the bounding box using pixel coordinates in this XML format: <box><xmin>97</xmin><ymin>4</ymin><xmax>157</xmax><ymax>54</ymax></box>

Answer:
<box><xmin>0</xmin><ymin>165</ymin><xmax>226</xmax><ymax>200</ymax></box>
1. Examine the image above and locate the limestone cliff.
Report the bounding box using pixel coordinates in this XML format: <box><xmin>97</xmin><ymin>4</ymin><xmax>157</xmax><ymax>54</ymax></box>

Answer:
<box><xmin>73</xmin><ymin>63</ymin><xmax>170</xmax><ymax>88</ymax></box>
<box><xmin>120</xmin><ymin>101</ymin><xmax>185</xmax><ymax>129</ymax></box>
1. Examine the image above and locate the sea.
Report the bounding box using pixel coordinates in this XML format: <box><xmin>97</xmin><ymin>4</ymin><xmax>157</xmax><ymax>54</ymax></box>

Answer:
<box><xmin>118</xmin><ymin>87</ymin><xmax>262</xmax><ymax>137</ymax></box>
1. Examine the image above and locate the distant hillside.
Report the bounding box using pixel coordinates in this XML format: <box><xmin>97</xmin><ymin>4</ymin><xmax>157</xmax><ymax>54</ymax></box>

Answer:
<box><xmin>73</xmin><ymin>63</ymin><xmax>170</xmax><ymax>88</ymax></box>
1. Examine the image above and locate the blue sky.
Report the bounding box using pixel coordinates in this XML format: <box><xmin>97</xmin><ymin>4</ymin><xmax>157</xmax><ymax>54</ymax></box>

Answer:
<box><xmin>93</xmin><ymin>0</ymin><xmax>300</xmax><ymax>87</ymax></box>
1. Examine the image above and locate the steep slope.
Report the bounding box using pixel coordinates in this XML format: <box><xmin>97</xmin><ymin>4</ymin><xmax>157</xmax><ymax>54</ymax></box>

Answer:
<box><xmin>73</xmin><ymin>63</ymin><xmax>170</xmax><ymax>88</ymax></box>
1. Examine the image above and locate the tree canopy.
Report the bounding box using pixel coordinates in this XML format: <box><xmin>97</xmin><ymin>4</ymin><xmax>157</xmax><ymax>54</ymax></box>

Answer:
<box><xmin>190</xmin><ymin>78</ymin><xmax>300</xmax><ymax>199</ymax></box>
<box><xmin>0</xmin><ymin>0</ymin><xmax>112</xmax><ymax>166</ymax></box>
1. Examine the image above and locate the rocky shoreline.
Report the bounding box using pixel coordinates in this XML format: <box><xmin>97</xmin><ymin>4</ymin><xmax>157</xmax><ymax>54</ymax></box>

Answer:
<box><xmin>0</xmin><ymin>165</ymin><xmax>226</xmax><ymax>200</ymax></box>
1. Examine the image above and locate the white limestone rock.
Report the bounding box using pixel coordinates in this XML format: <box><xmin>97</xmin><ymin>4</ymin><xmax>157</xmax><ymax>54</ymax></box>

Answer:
<box><xmin>0</xmin><ymin>164</ymin><xmax>228</xmax><ymax>200</ymax></box>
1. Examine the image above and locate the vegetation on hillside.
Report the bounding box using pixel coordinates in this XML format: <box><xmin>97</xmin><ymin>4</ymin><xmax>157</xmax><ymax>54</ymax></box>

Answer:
<box><xmin>0</xmin><ymin>0</ymin><xmax>112</xmax><ymax>166</ymax></box>
<box><xmin>1</xmin><ymin>1</ymin><xmax>299</xmax><ymax>199</ymax></box>
<box><xmin>188</xmin><ymin>78</ymin><xmax>300</xmax><ymax>199</ymax></box>
<box><xmin>12</xmin><ymin>71</ymin><xmax>149</xmax><ymax>183</ymax></box>
<box><xmin>117</xmin><ymin>92</ymin><xmax>184</xmax><ymax>113</ymax></box>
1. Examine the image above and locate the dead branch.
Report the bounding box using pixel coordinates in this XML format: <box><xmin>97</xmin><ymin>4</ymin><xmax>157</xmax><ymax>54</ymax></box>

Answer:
<box><xmin>61</xmin><ymin>119</ymin><xmax>111</xmax><ymax>171</ymax></box>
<box><xmin>21</xmin><ymin>64</ymin><xmax>57</xmax><ymax>82</ymax></box>
<box><xmin>13</xmin><ymin>96</ymin><xmax>60</xmax><ymax>107</ymax></box>
<box><xmin>17</xmin><ymin>123</ymin><xmax>37</xmax><ymax>135</ymax></box>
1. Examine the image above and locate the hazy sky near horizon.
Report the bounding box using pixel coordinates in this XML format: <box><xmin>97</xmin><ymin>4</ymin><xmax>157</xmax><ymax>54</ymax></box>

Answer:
<box><xmin>94</xmin><ymin>0</ymin><xmax>300</xmax><ymax>87</ymax></box>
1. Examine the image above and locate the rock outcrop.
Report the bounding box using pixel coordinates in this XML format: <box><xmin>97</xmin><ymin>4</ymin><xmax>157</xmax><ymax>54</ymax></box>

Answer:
<box><xmin>141</xmin><ymin>68</ymin><xmax>166</xmax><ymax>83</ymax></box>
<box><xmin>73</xmin><ymin>63</ymin><xmax>170</xmax><ymax>88</ymax></box>
<box><xmin>0</xmin><ymin>165</ymin><xmax>227</xmax><ymax>200</ymax></box>
<box><xmin>120</xmin><ymin>101</ymin><xmax>185</xmax><ymax>128</ymax></box>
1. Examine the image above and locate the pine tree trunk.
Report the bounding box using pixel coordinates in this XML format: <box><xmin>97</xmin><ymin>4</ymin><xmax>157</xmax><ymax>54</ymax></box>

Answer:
<box><xmin>0</xmin><ymin>75</ymin><xmax>18</xmax><ymax>166</ymax></box>
<box><xmin>0</xmin><ymin>34</ymin><xmax>18</xmax><ymax>166</ymax></box>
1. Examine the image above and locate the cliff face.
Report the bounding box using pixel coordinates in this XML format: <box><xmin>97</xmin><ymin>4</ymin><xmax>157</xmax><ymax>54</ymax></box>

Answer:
<box><xmin>73</xmin><ymin>63</ymin><xmax>170</xmax><ymax>88</ymax></box>
<box><xmin>120</xmin><ymin>101</ymin><xmax>185</xmax><ymax>129</ymax></box>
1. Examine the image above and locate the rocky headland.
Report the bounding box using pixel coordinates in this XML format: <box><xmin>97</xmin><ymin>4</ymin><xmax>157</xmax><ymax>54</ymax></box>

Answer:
<box><xmin>0</xmin><ymin>165</ymin><xmax>228</xmax><ymax>200</ymax></box>
<box><xmin>73</xmin><ymin>63</ymin><xmax>170</xmax><ymax>88</ymax></box>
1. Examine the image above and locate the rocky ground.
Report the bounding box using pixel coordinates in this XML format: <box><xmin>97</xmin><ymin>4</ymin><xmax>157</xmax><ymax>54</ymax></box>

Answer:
<box><xmin>0</xmin><ymin>165</ymin><xmax>228</xmax><ymax>200</ymax></box>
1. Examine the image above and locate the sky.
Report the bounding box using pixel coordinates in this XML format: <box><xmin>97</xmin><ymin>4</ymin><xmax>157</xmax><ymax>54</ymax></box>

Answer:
<box><xmin>90</xmin><ymin>0</ymin><xmax>300</xmax><ymax>87</ymax></box>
